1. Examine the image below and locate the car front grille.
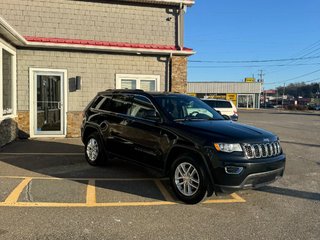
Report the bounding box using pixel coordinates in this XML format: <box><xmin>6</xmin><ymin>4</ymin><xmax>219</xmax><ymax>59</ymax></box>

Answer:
<box><xmin>243</xmin><ymin>141</ymin><xmax>282</xmax><ymax>159</ymax></box>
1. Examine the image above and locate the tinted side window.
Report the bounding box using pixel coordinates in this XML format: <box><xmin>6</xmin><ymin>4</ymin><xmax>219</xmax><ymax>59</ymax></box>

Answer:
<box><xmin>203</xmin><ymin>100</ymin><xmax>217</xmax><ymax>108</ymax></box>
<box><xmin>97</xmin><ymin>96</ymin><xmax>112</xmax><ymax>111</ymax></box>
<box><xmin>216</xmin><ymin>101</ymin><xmax>232</xmax><ymax>108</ymax></box>
<box><xmin>110</xmin><ymin>95</ymin><xmax>133</xmax><ymax>115</ymax></box>
<box><xmin>129</xmin><ymin>95</ymin><xmax>157</xmax><ymax>120</ymax></box>
<box><xmin>90</xmin><ymin>96</ymin><xmax>104</xmax><ymax>109</ymax></box>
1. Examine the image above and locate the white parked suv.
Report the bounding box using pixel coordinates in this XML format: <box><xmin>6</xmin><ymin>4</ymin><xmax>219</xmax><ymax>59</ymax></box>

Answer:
<box><xmin>201</xmin><ymin>99</ymin><xmax>238</xmax><ymax>121</ymax></box>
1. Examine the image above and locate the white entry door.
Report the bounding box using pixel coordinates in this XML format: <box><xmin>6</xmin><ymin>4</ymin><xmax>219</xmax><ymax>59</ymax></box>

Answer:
<box><xmin>30</xmin><ymin>69</ymin><xmax>67</xmax><ymax>137</ymax></box>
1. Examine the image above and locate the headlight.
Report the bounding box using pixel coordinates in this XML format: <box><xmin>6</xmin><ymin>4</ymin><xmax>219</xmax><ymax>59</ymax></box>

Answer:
<box><xmin>214</xmin><ymin>143</ymin><xmax>243</xmax><ymax>153</ymax></box>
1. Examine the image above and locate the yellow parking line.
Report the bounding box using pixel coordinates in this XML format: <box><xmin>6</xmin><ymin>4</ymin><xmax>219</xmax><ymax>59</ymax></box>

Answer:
<box><xmin>0</xmin><ymin>176</ymin><xmax>246</xmax><ymax>207</ymax></box>
<box><xmin>4</xmin><ymin>177</ymin><xmax>32</xmax><ymax>204</ymax></box>
<box><xmin>0</xmin><ymin>176</ymin><xmax>168</xmax><ymax>181</ymax></box>
<box><xmin>203</xmin><ymin>193</ymin><xmax>246</xmax><ymax>204</ymax></box>
<box><xmin>230</xmin><ymin>193</ymin><xmax>246</xmax><ymax>202</ymax></box>
<box><xmin>154</xmin><ymin>180</ymin><xmax>175</xmax><ymax>202</ymax></box>
<box><xmin>0</xmin><ymin>153</ymin><xmax>83</xmax><ymax>156</ymax></box>
<box><xmin>0</xmin><ymin>201</ymin><xmax>176</xmax><ymax>208</ymax></box>
<box><xmin>86</xmin><ymin>180</ymin><xmax>96</xmax><ymax>205</ymax></box>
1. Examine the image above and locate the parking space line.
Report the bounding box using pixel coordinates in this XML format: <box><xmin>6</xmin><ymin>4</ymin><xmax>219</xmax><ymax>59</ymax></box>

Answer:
<box><xmin>0</xmin><ymin>201</ymin><xmax>176</xmax><ymax>208</ymax></box>
<box><xmin>203</xmin><ymin>193</ymin><xmax>246</xmax><ymax>204</ymax></box>
<box><xmin>86</xmin><ymin>180</ymin><xmax>96</xmax><ymax>205</ymax></box>
<box><xmin>0</xmin><ymin>176</ymin><xmax>246</xmax><ymax>207</ymax></box>
<box><xmin>0</xmin><ymin>153</ymin><xmax>83</xmax><ymax>156</ymax></box>
<box><xmin>154</xmin><ymin>180</ymin><xmax>175</xmax><ymax>202</ymax></box>
<box><xmin>4</xmin><ymin>177</ymin><xmax>32</xmax><ymax>204</ymax></box>
<box><xmin>0</xmin><ymin>176</ymin><xmax>169</xmax><ymax>181</ymax></box>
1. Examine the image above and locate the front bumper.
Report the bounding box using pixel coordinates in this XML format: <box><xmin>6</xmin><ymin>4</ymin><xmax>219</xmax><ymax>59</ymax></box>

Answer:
<box><xmin>210</xmin><ymin>154</ymin><xmax>286</xmax><ymax>193</ymax></box>
<box><xmin>215</xmin><ymin>167</ymin><xmax>284</xmax><ymax>193</ymax></box>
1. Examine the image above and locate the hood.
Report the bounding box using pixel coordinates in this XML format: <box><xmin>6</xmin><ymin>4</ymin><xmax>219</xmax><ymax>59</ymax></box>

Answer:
<box><xmin>178</xmin><ymin>120</ymin><xmax>277</xmax><ymax>143</ymax></box>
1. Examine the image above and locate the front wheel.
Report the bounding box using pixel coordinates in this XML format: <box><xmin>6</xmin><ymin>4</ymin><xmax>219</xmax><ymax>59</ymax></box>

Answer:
<box><xmin>85</xmin><ymin>132</ymin><xmax>106</xmax><ymax>166</ymax></box>
<box><xmin>170</xmin><ymin>155</ymin><xmax>208</xmax><ymax>204</ymax></box>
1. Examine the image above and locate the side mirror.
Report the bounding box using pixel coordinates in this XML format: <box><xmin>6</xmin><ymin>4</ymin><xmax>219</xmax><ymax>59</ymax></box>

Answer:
<box><xmin>222</xmin><ymin>115</ymin><xmax>231</xmax><ymax>120</ymax></box>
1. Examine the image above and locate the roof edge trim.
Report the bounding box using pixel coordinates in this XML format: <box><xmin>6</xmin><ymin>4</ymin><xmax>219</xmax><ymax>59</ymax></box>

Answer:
<box><xmin>117</xmin><ymin>0</ymin><xmax>195</xmax><ymax>6</ymax></box>
<box><xmin>0</xmin><ymin>16</ymin><xmax>27</xmax><ymax>45</ymax></box>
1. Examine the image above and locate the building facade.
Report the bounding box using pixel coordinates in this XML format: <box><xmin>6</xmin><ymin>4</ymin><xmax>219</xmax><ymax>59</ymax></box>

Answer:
<box><xmin>0</xmin><ymin>0</ymin><xmax>194</xmax><ymax>146</ymax></box>
<box><xmin>187</xmin><ymin>82</ymin><xmax>262</xmax><ymax>109</ymax></box>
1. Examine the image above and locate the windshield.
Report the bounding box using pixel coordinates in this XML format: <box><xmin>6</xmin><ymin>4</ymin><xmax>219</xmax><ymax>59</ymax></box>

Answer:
<box><xmin>154</xmin><ymin>95</ymin><xmax>225</xmax><ymax>121</ymax></box>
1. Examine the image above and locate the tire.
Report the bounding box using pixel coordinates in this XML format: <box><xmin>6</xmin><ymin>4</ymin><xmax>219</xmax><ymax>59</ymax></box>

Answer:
<box><xmin>84</xmin><ymin>132</ymin><xmax>107</xmax><ymax>166</ymax></box>
<box><xmin>169</xmin><ymin>155</ymin><xmax>208</xmax><ymax>204</ymax></box>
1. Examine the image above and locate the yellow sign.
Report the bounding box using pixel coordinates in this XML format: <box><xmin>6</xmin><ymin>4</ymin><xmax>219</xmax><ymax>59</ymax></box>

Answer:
<box><xmin>187</xmin><ymin>93</ymin><xmax>197</xmax><ymax>97</ymax></box>
<box><xmin>226</xmin><ymin>93</ymin><xmax>237</xmax><ymax>106</ymax></box>
<box><xmin>245</xmin><ymin>78</ymin><xmax>255</xmax><ymax>83</ymax></box>
<box><xmin>207</xmin><ymin>94</ymin><xmax>226</xmax><ymax>99</ymax></box>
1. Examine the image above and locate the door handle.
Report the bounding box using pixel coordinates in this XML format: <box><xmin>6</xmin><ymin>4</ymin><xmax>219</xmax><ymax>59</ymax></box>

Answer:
<box><xmin>57</xmin><ymin>102</ymin><xmax>62</xmax><ymax>110</ymax></box>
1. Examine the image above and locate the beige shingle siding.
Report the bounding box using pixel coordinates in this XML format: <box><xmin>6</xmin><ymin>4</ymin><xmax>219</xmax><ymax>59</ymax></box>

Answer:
<box><xmin>16</xmin><ymin>49</ymin><xmax>167</xmax><ymax>111</ymax></box>
<box><xmin>0</xmin><ymin>0</ymin><xmax>177</xmax><ymax>46</ymax></box>
<box><xmin>187</xmin><ymin>82</ymin><xmax>262</xmax><ymax>94</ymax></box>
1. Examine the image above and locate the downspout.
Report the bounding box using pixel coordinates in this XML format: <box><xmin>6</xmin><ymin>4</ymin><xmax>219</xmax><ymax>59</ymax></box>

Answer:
<box><xmin>177</xmin><ymin>3</ymin><xmax>185</xmax><ymax>50</ymax></box>
<box><xmin>167</xmin><ymin>53</ymin><xmax>173</xmax><ymax>92</ymax></box>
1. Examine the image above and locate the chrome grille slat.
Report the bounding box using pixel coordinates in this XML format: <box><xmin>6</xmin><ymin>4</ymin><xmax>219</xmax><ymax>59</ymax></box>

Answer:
<box><xmin>266</xmin><ymin>143</ymin><xmax>272</xmax><ymax>157</ymax></box>
<box><xmin>253</xmin><ymin>144</ymin><xmax>261</xmax><ymax>158</ymax></box>
<box><xmin>243</xmin><ymin>141</ymin><xmax>281</xmax><ymax>159</ymax></box>
<box><xmin>261</xmin><ymin>144</ymin><xmax>267</xmax><ymax>157</ymax></box>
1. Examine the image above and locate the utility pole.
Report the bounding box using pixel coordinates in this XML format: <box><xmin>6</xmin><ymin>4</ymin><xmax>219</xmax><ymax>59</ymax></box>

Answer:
<box><xmin>258</xmin><ymin>70</ymin><xmax>265</xmax><ymax>108</ymax></box>
<box><xmin>282</xmin><ymin>83</ymin><xmax>286</xmax><ymax>108</ymax></box>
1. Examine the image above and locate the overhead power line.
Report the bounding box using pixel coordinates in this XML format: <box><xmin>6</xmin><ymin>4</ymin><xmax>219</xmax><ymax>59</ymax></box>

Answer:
<box><xmin>188</xmin><ymin>63</ymin><xmax>320</xmax><ymax>69</ymax></box>
<box><xmin>265</xmin><ymin>77</ymin><xmax>320</xmax><ymax>85</ymax></box>
<box><xmin>189</xmin><ymin>55</ymin><xmax>320</xmax><ymax>64</ymax></box>
<box><xmin>264</xmin><ymin>68</ymin><xmax>320</xmax><ymax>85</ymax></box>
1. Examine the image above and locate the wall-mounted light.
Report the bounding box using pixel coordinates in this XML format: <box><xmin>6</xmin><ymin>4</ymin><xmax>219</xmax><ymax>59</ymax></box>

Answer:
<box><xmin>69</xmin><ymin>76</ymin><xmax>81</xmax><ymax>92</ymax></box>
<box><xmin>76</xmin><ymin>76</ymin><xmax>81</xmax><ymax>90</ymax></box>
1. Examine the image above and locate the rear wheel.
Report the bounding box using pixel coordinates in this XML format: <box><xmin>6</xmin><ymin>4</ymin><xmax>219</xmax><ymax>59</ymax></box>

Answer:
<box><xmin>85</xmin><ymin>132</ymin><xmax>106</xmax><ymax>166</ymax></box>
<box><xmin>170</xmin><ymin>155</ymin><xmax>208</xmax><ymax>204</ymax></box>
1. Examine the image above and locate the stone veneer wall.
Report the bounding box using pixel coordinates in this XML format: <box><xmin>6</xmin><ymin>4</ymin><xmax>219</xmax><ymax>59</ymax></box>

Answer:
<box><xmin>171</xmin><ymin>56</ymin><xmax>187</xmax><ymax>93</ymax></box>
<box><xmin>67</xmin><ymin>112</ymin><xmax>83</xmax><ymax>137</ymax></box>
<box><xmin>16</xmin><ymin>111</ymin><xmax>30</xmax><ymax>135</ymax></box>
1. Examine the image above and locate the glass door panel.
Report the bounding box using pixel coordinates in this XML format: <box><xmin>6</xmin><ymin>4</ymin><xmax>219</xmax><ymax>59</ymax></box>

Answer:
<box><xmin>238</xmin><ymin>95</ymin><xmax>248</xmax><ymax>108</ymax></box>
<box><xmin>247</xmin><ymin>95</ymin><xmax>254</xmax><ymax>108</ymax></box>
<box><xmin>35</xmin><ymin>73</ymin><xmax>63</xmax><ymax>135</ymax></box>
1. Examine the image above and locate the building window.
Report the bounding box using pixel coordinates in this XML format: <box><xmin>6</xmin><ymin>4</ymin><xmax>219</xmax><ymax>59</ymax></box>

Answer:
<box><xmin>0</xmin><ymin>41</ymin><xmax>16</xmax><ymax>119</ymax></box>
<box><xmin>237</xmin><ymin>94</ymin><xmax>255</xmax><ymax>109</ymax></box>
<box><xmin>116</xmin><ymin>74</ymin><xmax>160</xmax><ymax>91</ymax></box>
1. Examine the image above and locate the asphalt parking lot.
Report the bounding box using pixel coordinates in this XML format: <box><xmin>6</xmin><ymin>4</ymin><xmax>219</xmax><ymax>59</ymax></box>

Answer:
<box><xmin>0</xmin><ymin>109</ymin><xmax>319</xmax><ymax>240</ymax></box>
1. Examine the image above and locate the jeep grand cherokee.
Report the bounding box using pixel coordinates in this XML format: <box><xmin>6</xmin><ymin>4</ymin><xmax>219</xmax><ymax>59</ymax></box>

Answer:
<box><xmin>81</xmin><ymin>90</ymin><xmax>285</xmax><ymax>204</ymax></box>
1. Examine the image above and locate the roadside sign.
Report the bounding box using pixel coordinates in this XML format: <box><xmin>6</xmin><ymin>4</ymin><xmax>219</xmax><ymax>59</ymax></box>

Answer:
<box><xmin>226</xmin><ymin>93</ymin><xmax>237</xmax><ymax>106</ymax></box>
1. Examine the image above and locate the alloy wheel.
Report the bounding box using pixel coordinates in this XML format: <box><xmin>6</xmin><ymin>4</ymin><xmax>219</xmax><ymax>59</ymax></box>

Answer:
<box><xmin>86</xmin><ymin>138</ymin><xmax>99</xmax><ymax>162</ymax></box>
<box><xmin>174</xmin><ymin>162</ymin><xmax>200</xmax><ymax>196</ymax></box>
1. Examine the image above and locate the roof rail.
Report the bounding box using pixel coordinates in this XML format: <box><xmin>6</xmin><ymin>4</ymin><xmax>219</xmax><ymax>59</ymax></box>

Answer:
<box><xmin>103</xmin><ymin>89</ymin><xmax>145</xmax><ymax>93</ymax></box>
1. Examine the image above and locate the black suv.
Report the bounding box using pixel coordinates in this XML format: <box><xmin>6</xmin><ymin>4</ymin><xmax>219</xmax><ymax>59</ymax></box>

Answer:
<box><xmin>81</xmin><ymin>90</ymin><xmax>285</xmax><ymax>204</ymax></box>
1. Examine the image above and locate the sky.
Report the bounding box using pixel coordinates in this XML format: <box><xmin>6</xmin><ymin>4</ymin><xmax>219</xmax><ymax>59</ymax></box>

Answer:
<box><xmin>184</xmin><ymin>0</ymin><xmax>320</xmax><ymax>90</ymax></box>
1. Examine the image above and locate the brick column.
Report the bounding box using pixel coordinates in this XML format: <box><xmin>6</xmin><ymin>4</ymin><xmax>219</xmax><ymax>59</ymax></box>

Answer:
<box><xmin>16</xmin><ymin>111</ymin><xmax>30</xmax><ymax>134</ymax></box>
<box><xmin>171</xmin><ymin>56</ymin><xmax>188</xmax><ymax>93</ymax></box>
<box><xmin>67</xmin><ymin>111</ymin><xmax>83</xmax><ymax>137</ymax></box>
